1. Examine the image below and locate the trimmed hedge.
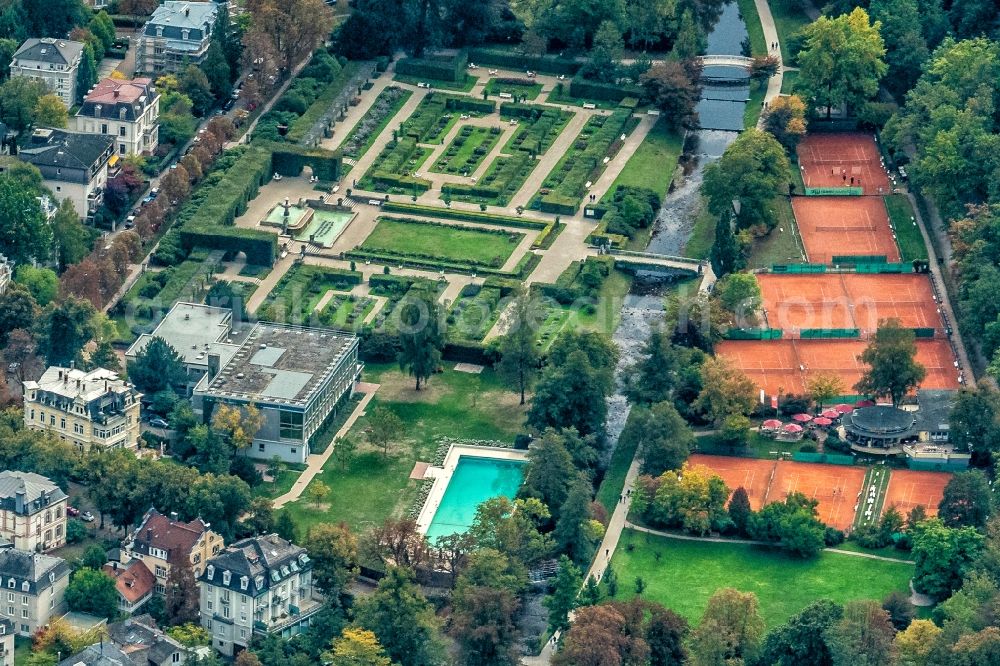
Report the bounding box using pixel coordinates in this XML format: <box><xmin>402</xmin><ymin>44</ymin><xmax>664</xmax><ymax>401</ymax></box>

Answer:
<box><xmin>569</xmin><ymin>76</ymin><xmax>643</xmax><ymax>103</ymax></box>
<box><xmin>369</xmin><ymin>273</ymin><xmax>420</xmax><ymax>294</ymax></box>
<box><xmin>482</xmin><ymin>276</ymin><xmax>522</xmax><ymax>296</ymax></box>
<box><xmin>396</xmin><ymin>50</ymin><xmax>468</xmax><ymax>83</ymax></box>
<box><xmin>467</xmin><ymin>48</ymin><xmax>582</xmax><ymax>76</ymax></box>
<box><xmin>179</xmin><ymin>228</ymin><xmax>277</xmax><ymax>266</ymax></box>
<box><xmin>443</xmin><ymin>95</ymin><xmax>495</xmax><ymax>114</ymax></box>
<box><xmin>381</xmin><ymin>202</ymin><xmax>547</xmax><ymax>230</ymax></box>
<box><xmin>272</xmin><ymin>146</ymin><xmax>342</xmax><ymax>181</ymax></box>
<box><xmin>286</xmin><ymin>61</ymin><xmax>361</xmax><ymax>143</ymax></box>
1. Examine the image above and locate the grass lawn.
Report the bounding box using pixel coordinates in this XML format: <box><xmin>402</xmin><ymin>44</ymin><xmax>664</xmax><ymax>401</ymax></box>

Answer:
<box><xmin>431</xmin><ymin>125</ymin><xmax>502</xmax><ymax>175</ymax></box>
<box><xmin>609</xmin><ymin>530</ymin><xmax>914</xmax><ymax>628</ymax></box>
<box><xmin>606</xmin><ymin>117</ymin><xmax>683</xmax><ymax>200</ymax></box>
<box><xmin>253</xmin><ymin>468</ymin><xmax>301</xmax><ymax>499</ymax></box>
<box><xmin>575</xmin><ymin>269</ymin><xmax>633</xmax><ymax>337</ymax></box>
<box><xmin>546</xmin><ymin>87</ymin><xmax>621</xmax><ymax>110</ymax></box>
<box><xmin>884</xmin><ymin>194</ymin><xmax>928</xmax><ymax>263</ymax></box>
<box><xmin>744</xmin><ymin>80</ymin><xmax>766</xmax><ymax>130</ymax></box>
<box><xmin>280</xmin><ymin>363</ymin><xmax>526</xmax><ymax>535</ymax></box>
<box><xmin>684</xmin><ymin>201</ymin><xmax>716</xmax><ymax>260</ymax></box>
<box><xmin>781</xmin><ymin>70</ymin><xmax>798</xmax><ymax>95</ymax></box>
<box><xmin>747</xmin><ymin>197</ymin><xmax>805</xmax><ymax>268</ymax></box>
<box><xmin>484</xmin><ymin>78</ymin><xmax>543</xmax><ymax>100</ymax></box>
<box><xmin>360</xmin><ymin>217</ymin><xmax>524</xmax><ymax>267</ymax></box>
<box><xmin>771</xmin><ymin>2</ymin><xmax>812</xmax><ymax>64</ymax></box>
<box><xmin>394</xmin><ymin>73</ymin><xmax>478</xmax><ymax>92</ymax></box>
<box><xmin>319</xmin><ymin>293</ymin><xmax>376</xmax><ymax>330</ymax></box>
<box><xmin>596</xmin><ymin>412</ymin><xmax>641</xmax><ymax>514</ymax></box>
<box><xmin>736</xmin><ymin>0</ymin><xmax>767</xmax><ymax>56</ymax></box>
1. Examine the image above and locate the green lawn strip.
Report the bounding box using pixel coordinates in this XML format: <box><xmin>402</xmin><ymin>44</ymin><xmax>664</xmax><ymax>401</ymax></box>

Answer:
<box><xmin>833</xmin><ymin>539</ymin><xmax>915</xmax><ymax>562</ymax></box>
<box><xmin>853</xmin><ymin>465</ymin><xmax>892</xmax><ymax>530</ymax></box>
<box><xmin>318</xmin><ymin>292</ymin><xmax>377</xmax><ymax>331</ymax></box>
<box><xmin>771</xmin><ymin>2</ymin><xmax>812</xmax><ymax>64</ymax></box>
<box><xmin>575</xmin><ymin>269</ymin><xmax>633</xmax><ymax>337</ymax></box>
<box><xmin>596</xmin><ymin>410</ymin><xmax>641</xmax><ymax>514</ymax></box>
<box><xmin>394</xmin><ymin>73</ymin><xmax>478</xmax><ymax>92</ymax></box>
<box><xmin>484</xmin><ymin>78</ymin><xmax>543</xmax><ymax>100</ymax></box>
<box><xmin>239</xmin><ymin>263</ymin><xmax>272</xmax><ymax>279</ymax></box>
<box><xmin>684</xmin><ymin>202</ymin><xmax>716</xmax><ymax>260</ymax></box>
<box><xmin>500</xmin><ymin>106</ymin><xmax>573</xmax><ymax>155</ymax></box>
<box><xmin>14</xmin><ymin>635</ymin><xmax>31</xmax><ymax>666</ymax></box>
<box><xmin>735</xmin><ymin>0</ymin><xmax>767</xmax><ymax>56</ymax></box>
<box><xmin>535</xmin><ymin>306</ymin><xmax>573</xmax><ymax>351</ymax></box>
<box><xmin>280</xmin><ymin>364</ymin><xmax>525</xmax><ymax>534</ymax></box>
<box><xmin>258</xmin><ymin>264</ymin><xmax>362</xmax><ymax>321</ymax></box>
<box><xmin>605</xmin><ymin>117</ymin><xmax>683</xmax><ymax>200</ymax></box>
<box><xmin>430</xmin><ymin>125</ymin><xmax>502</xmax><ymax>175</ymax></box>
<box><xmin>884</xmin><ymin>194</ymin><xmax>928</xmax><ymax>263</ymax></box>
<box><xmin>781</xmin><ymin>70</ymin><xmax>798</xmax><ymax>95</ymax></box>
<box><xmin>359</xmin><ymin>217</ymin><xmax>524</xmax><ymax>267</ymax></box>
<box><xmin>744</xmin><ymin>80</ymin><xmax>766</xmax><ymax>130</ymax></box>
<box><xmin>747</xmin><ymin>196</ymin><xmax>805</xmax><ymax>268</ymax></box>
<box><xmin>695</xmin><ymin>430</ymin><xmax>810</xmax><ymax>458</ymax></box>
<box><xmin>358</xmin><ymin>138</ymin><xmax>434</xmax><ymax>193</ymax></box>
<box><xmin>253</xmin><ymin>468</ymin><xmax>301</xmax><ymax>499</ymax></box>
<box><xmin>609</xmin><ymin>530</ymin><xmax>913</xmax><ymax>628</ymax></box>
<box><xmin>341</xmin><ymin>86</ymin><xmax>413</xmax><ymax>158</ymax></box>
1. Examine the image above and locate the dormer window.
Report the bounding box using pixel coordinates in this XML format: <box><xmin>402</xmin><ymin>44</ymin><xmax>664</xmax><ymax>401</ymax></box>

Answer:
<box><xmin>222</xmin><ymin>571</ymin><xmax>231</xmax><ymax>585</ymax></box>
<box><xmin>206</xmin><ymin>565</ymin><xmax>214</xmax><ymax>580</ymax></box>
<box><xmin>156</xmin><ymin>26</ymin><xmax>163</xmax><ymax>37</ymax></box>
<box><xmin>48</xmin><ymin>573</ymin><xmax>54</xmax><ymax>583</ymax></box>
<box><xmin>119</xmin><ymin>108</ymin><xmax>126</xmax><ymax>120</ymax></box>
<box><xmin>240</xmin><ymin>576</ymin><xmax>248</xmax><ymax>590</ymax></box>
<box><xmin>6</xmin><ymin>579</ymin><xmax>13</xmax><ymax>589</ymax></box>
<box><xmin>20</xmin><ymin>582</ymin><xmax>28</xmax><ymax>592</ymax></box>
<box><xmin>181</xmin><ymin>29</ymin><xmax>189</xmax><ymax>40</ymax></box>
<box><xmin>254</xmin><ymin>575</ymin><xmax>264</xmax><ymax>589</ymax></box>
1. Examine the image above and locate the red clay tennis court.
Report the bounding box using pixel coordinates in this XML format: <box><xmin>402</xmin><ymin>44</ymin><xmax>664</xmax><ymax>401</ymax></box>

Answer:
<box><xmin>717</xmin><ymin>339</ymin><xmax>962</xmax><ymax>395</ymax></box>
<box><xmin>689</xmin><ymin>454</ymin><xmax>775</xmax><ymax>511</ymax></box>
<box><xmin>841</xmin><ymin>274</ymin><xmax>942</xmax><ymax>334</ymax></box>
<box><xmin>882</xmin><ymin>469</ymin><xmax>951</xmax><ymax>518</ymax></box>
<box><xmin>758</xmin><ymin>273</ymin><xmax>943</xmax><ymax>335</ymax></box>
<box><xmin>792</xmin><ymin>196</ymin><xmax>900</xmax><ymax>265</ymax></box>
<box><xmin>769</xmin><ymin>460</ymin><xmax>866</xmax><ymax>531</ymax></box>
<box><xmin>797</xmin><ymin>133</ymin><xmax>891</xmax><ymax>195</ymax></box>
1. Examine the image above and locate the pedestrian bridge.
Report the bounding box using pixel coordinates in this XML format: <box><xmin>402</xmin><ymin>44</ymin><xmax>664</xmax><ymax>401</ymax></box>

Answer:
<box><xmin>699</xmin><ymin>54</ymin><xmax>754</xmax><ymax>69</ymax></box>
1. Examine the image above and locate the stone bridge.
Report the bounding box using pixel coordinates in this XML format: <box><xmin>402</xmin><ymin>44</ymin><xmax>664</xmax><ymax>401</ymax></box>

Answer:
<box><xmin>698</xmin><ymin>54</ymin><xmax>754</xmax><ymax>69</ymax></box>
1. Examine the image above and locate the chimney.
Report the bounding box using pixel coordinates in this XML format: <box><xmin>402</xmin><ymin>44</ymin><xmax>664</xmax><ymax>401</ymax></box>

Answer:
<box><xmin>58</xmin><ymin>370</ymin><xmax>63</xmax><ymax>381</ymax></box>
<box><xmin>146</xmin><ymin>528</ymin><xmax>152</xmax><ymax>542</ymax></box>
<box><xmin>14</xmin><ymin>489</ymin><xmax>24</xmax><ymax>514</ymax></box>
<box><xmin>169</xmin><ymin>512</ymin><xmax>178</xmax><ymax>522</ymax></box>
<box><xmin>185</xmin><ymin>6</ymin><xmax>190</xmax><ymax>16</ymax></box>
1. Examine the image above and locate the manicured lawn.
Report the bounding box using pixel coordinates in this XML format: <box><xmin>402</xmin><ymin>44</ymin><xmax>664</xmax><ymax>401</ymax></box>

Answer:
<box><xmin>575</xmin><ymin>269</ymin><xmax>633</xmax><ymax>337</ymax></box>
<box><xmin>744</xmin><ymin>80</ymin><xmax>766</xmax><ymax>129</ymax></box>
<box><xmin>431</xmin><ymin>125</ymin><xmax>502</xmax><ymax>175</ymax></box>
<box><xmin>319</xmin><ymin>293</ymin><xmax>376</xmax><ymax>331</ymax></box>
<box><xmin>609</xmin><ymin>530</ymin><xmax>914</xmax><ymax>628</ymax></box>
<box><xmin>606</xmin><ymin>117</ymin><xmax>683</xmax><ymax>199</ymax></box>
<box><xmin>359</xmin><ymin>217</ymin><xmax>525</xmax><ymax>267</ymax></box>
<box><xmin>394</xmin><ymin>73</ymin><xmax>478</xmax><ymax>92</ymax></box>
<box><xmin>280</xmin><ymin>363</ymin><xmax>527</xmax><ymax>535</ymax></box>
<box><xmin>771</xmin><ymin>1</ymin><xmax>812</xmax><ymax>64</ymax></box>
<box><xmin>596</xmin><ymin>412</ymin><xmax>640</xmax><ymax>514</ymax></box>
<box><xmin>253</xmin><ymin>468</ymin><xmax>301</xmax><ymax>499</ymax></box>
<box><xmin>884</xmin><ymin>194</ymin><xmax>928</xmax><ymax>263</ymax></box>
<box><xmin>781</xmin><ymin>70</ymin><xmax>798</xmax><ymax>95</ymax></box>
<box><xmin>736</xmin><ymin>0</ymin><xmax>767</xmax><ymax>56</ymax></box>
<box><xmin>257</xmin><ymin>264</ymin><xmax>362</xmax><ymax>321</ymax></box>
<box><xmin>546</xmin><ymin>87</ymin><xmax>621</xmax><ymax>110</ymax></box>
<box><xmin>747</xmin><ymin>196</ymin><xmax>805</xmax><ymax>268</ymax></box>
<box><xmin>484</xmin><ymin>78</ymin><xmax>543</xmax><ymax>101</ymax></box>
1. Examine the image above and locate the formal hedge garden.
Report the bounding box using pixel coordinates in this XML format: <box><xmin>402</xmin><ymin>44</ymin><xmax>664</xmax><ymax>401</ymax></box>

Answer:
<box><xmin>256</xmin><ymin>263</ymin><xmax>364</xmax><ymax>323</ymax></box>
<box><xmin>355</xmin><ymin>217</ymin><xmax>524</xmax><ymax>268</ymax></box>
<box><xmin>358</xmin><ymin>138</ymin><xmax>433</xmax><ymax>193</ymax></box>
<box><xmin>431</xmin><ymin>125</ymin><xmax>503</xmax><ymax>175</ymax></box>
<box><xmin>447</xmin><ymin>283</ymin><xmax>506</xmax><ymax>341</ymax></box>
<box><xmin>341</xmin><ymin>86</ymin><xmax>412</xmax><ymax>158</ymax></box>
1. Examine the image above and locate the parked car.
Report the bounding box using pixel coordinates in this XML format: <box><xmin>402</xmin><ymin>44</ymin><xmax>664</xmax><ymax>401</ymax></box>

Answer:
<box><xmin>150</xmin><ymin>418</ymin><xmax>170</xmax><ymax>429</ymax></box>
<box><xmin>81</xmin><ymin>511</ymin><xmax>95</xmax><ymax>523</ymax></box>
<box><xmin>67</xmin><ymin>506</ymin><xmax>80</xmax><ymax>517</ymax></box>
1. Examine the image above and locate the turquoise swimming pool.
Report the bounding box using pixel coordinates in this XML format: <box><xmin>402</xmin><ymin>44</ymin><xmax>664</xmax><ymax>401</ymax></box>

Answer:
<box><xmin>425</xmin><ymin>456</ymin><xmax>526</xmax><ymax>543</ymax></box>
<box><xmin>294</xmin><ymin>209</ymin><xmax>355</xmax><ymax>248</ymax></box>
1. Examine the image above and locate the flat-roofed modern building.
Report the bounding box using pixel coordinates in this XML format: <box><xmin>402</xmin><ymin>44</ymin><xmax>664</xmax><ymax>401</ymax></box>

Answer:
<box><xmin>127</xmin><ymin>303</ymin><xmax>361</xmax><ymax>463</ymax></box>
<box><xmin>194</xmin><ymin>322</ymin><xmax>360</xmax><ymax>463</ymax></box>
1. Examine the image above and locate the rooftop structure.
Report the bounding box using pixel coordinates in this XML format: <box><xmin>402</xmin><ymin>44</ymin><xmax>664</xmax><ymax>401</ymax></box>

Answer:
<box><xmin>17</xmin><ymin>128</ymin><xmax>114</xmax><ymax>220</ymax></box>
<box><xmin>136</xmin><ymin>2</ymin><xmax>217</xmax><ymax>75</ymax></box>
<box><xmin>0</xmin><ymin>547</ymin><xmax>70</xmax><ymax>635</ymax></box>
<box><xmin>103</xmin><ymin>561</ymin><xmax>156</xmax><ymax>613</ymax></box>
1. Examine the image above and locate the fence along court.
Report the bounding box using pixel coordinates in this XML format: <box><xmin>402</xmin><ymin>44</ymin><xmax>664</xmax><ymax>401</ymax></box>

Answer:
<box><xmin>797</xmin><ymin>133</ymin><xmax>892</xmax><ymax>196</ymax></box>
<box><xmin>717</xmin><ymin>338</ymin><xmax>962</xmax><ymax>396</ymax></box>
<box><xmin>792</xmin><ymin>196</ymin><xmax>901</xmax><ymax>265</ymax></box>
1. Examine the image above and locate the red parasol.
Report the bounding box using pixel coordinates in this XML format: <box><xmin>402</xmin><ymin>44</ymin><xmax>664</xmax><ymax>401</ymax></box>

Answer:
<box><xmin>762</xmin><ymin>419</ymin><xmax>783</xmax><ymax>429</ymax></box>
<box><xmin>812</xmin><ymin>417</ymin><xmax>833</xmax><ymax>426</ymax></box>
<box><xmin>856</xmin><ymin>399</ymin><xmax>875</xmax><ymax>407</ymax></box>
<box><xmin>835</xmin><ymin>404</ymin><xmax>854</xmax><ymax>414</ymax></box>
<box><xmin>821</xmin><ymin>409</ymin><xmax>841</xmax><ymax>419</ymax></box>
<box><xmin>792</xmin><ymin>413</ymin><xmax>813</xmax><ymax>423</ymax></box>
<box><xmin>782</xmin><ymin>423</ymin><xmax>804</xmax><ymax>433</ymax></box>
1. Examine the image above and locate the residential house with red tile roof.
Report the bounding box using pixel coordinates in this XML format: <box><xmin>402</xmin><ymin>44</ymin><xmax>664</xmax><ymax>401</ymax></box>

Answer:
<box><xmin>103</xmin><ymin>560</ymin><xmax>155</xmax><ymax>614</ymax></box>
<box><xmin>71</xmin><ymin>77</ymin><xmax>160</xmax><ymax>157</ymax></box>
<box><xmin>123</xmin><ymin>509</ymin><xmax>223</xmax><ymax>596</ymax></box>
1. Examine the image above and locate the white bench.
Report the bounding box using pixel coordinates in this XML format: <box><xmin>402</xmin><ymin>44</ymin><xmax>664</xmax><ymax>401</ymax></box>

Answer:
<box><xmin>367</xmin><ymin>199</ymin><xmax>383</xmax><ymax>206</ymax></box>
<box><xmin>582</xmin><ymin>103</ymin><xmax>597</xmax><ymax>110</ymax></box>
<box><xmin>498</xmin><ymin>92</ymin><xmax>513</xmax><ymax>99</ymax></box>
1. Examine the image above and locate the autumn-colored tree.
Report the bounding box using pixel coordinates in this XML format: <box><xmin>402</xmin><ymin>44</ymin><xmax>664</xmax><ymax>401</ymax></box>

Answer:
<box><xmin>693</xmin><ymin>356</ymin><xmax>758</xmax><ymax>426</ymax></box>
<box><xmin>305</xmin><ymin>479</ymin><xmax>331</xmax><ymax>506</ymax></box>
<box><xmin>303</xmin><ymin>523</ymin><xmax>359</xmax><ymax>594</ymax></box>
<box><xmin>164</xmin><ymin>560</ymin><xmax>200</xmax><ymax>625</ymax></box>
<box><xmin>160</xmin><ymin>163</ymin><xmax>190</xmax><ymax>203</ymax></box>
<box><xmin>211</xmin><ymin>403</ymin><xmax>265</xmax><ymax>451</ymax></box>
<box><xmin>33</xmin><ymin>93</ymin><xmax>68</xmax><ymax>128</ymax></box>
<box><xmin>806</xmin><ymin>373</ymin><xmax>844</xmax><ymax>411</ymax></box>
<box><xmin>553</xmin><ymin>602</ymin><xmax>651</xmax><ymax>666</ymax></box>
<box><xmin>323</xmin><ymin>628</ymin><xmax>393</xmax><ymax>666</ymax></box>
<box><xmin>689</xmin><ymin>588</ymin><xmax>765</xmax><ymax>666</ymax></box>
<box><xmin>180</xmin><ymin>153</ymin><xmax>202</xmax><ymax>183</ymax></box>
<box><xmin>763</xmin><ymin>95</ymin><xmax>808</xmax><ymax>152</ymax></box>
<box><xmin>646</xmin><ymin>463</ymin><xmax>731</xmax><ymax>536</ymax></box>
<box><xmin>243</xmin><ymin>0</ymin><xmax>333</xmax><ymax>74</ymax></box>
<box><xmin>233</xmin><ymin>651</ymin><xmax>262</xmax><ymax>666</ymax></box>
<box><xmin>364</xmin><ymin>517</ymin><xmax>430</xmax><ymax>569</ymax></box>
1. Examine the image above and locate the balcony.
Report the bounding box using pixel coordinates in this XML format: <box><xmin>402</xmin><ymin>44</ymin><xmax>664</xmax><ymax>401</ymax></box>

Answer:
<box><xmin>252</xmin><ymin>595</ymin><xmax>323</xmax><ymax>635</ymax></box>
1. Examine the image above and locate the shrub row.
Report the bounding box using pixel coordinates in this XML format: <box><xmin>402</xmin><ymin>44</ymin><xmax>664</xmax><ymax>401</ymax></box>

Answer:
<box><xmin>272</xmin><ymin>146</ymin><xmax>342</xmax><ymax>181</ymax></box>
<box><xmin>536</xmin><ymin>256</ymin><xmax>613</xmax><ymax>304</ymax></box>
<box><xmin>569</xmin><ymin>76</ymin><xmax>643</xmax><ymax>103</ymax></box>
<box><xmin>381</xmin><ymin>202</ymin><xmax>547</xmax><ymax>230</ymax></box>
<box><xmin>287</xmin><ymin>61</ymin><xmax>361</xmax><ymax>143</ymax></box>
<box><xmin>501</xmin><ymin>105</ymin><xmax>570</xmax><ymax>155</ymax></box>
<box><xmin>369</xmin><ymin>273</ymin><xmax>420</xmax><ymax>294</ymax></box>
<box><xmin>467</xmin><ymin>48</ymin><xmax>582</xmax><ymax>76</ymax></box>
<box><xmin>396</xmin><ymin>50</ymin><xmax>468</xmax><ymax>83</ymax></box>
<box><xmin>442</xmin><ymin>95</ymin><xmax>495</xmax><ymax>114</ymax></box>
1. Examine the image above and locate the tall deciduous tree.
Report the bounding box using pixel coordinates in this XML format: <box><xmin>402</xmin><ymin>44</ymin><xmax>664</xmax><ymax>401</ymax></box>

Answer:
<box><xmin>520</xmin><ymin>429</ymin><xmax>575</xmax><ymax>516</ymax></box>
<box><xmin>762</xmin><ymin>95</ymin><xmax>808</xmax><ymax>152</ymax></box>
<box><xmin>243</xmin><ymin>0</ymin><xmax>333</xmax><ymax>74</ymax></box>
<box><xmin>66</xmin><ymin>568</ymin><xmax>119</xmax><ymax>619</ymax></box>
<box><xmin>893</xmin><ymin>619</ymin><xmax>941</xmax><ymax>666</ymax></box>
<box><xmin>702</xmin><ymin>128</ymin><xmax>790</xmax><ymax>231</ymax></box>
<box><xmin>397</xmin><ymin>291</ymin><xmax>444</xmax><ymax>390</ymax></box>
<box><xmin>824</xmin><ymin>599</ymin><xmax>896</xmax><ymax>666</ymax></box>
<box><xmin>164</xmin><ymin>560</ymin><xmax>200</xmax><ymax>625</ymax></box>
<box><xmin>365</xmin><ymin>406</ymin><xmax>403</xmax><ymax>457</ymax></box>
<box><xmin>528</xmin><ymin>337</ymin><xmax>616</xmax><ymax>437</ymax></box>
<box><xmin>354</xmin><ymin>566</ymin><xmax>445</xmax><ymax>666</ymax></box>
<box><xmin>0</xmin><ymin>170</ymin><xmax>50</xmax><ymax>265</ymax></box>
<box><xmin>35</xmin><ymin>296</ymin><xmax>98</xmax><ymax>366</ymax></box>
<box><xmin>688</xmin><ymin>588</ymin><xmax>765</xmax><ymax>666</ymax></box>
<box><xmin>450</xmin><ymin>583</ymin><xmax>521</xmax><ymax>666</ymax></box>
<box><xmin>868</xmin><ymin>0</ymin><xmax>928</xmax><ymax>96</ymax></box>
<box><xmin>757</xmin><ymin>598</ymin><xmax>843</xmax><ymax>666</ymax></box>
<box><xmin>495</xmin><ymin>293</ymin><xmax>542</xmax><ymax>405</ymax></box>
<box><xmin>796</xmin><ymin>8</ymin><xmax>888</xmax><ymax>118</ymax></box>
<box><xmin>553</xmin><ymin>601</ymin><xmax>653</xmax><ymax>666</ymax></box>
<box><xmin>622</xmin><ymin>401</ymin><xmax>694</xmax><ymax>477</ymax></box>
<box><xmin>939</xmin><ymin>470</ymin><xmax>993</xmax><ymax>529</ymax></box>
<box><xmin>33</xmin><ymin>93</ymin><xmax>67</xmax><ymax>127</ymax></box>
<box><xmin>641</xmin><ymin>61</ymin><xmax>701</xmax><ymax>132</ymax></box>
<box><xmin>323</xmin><ymin>628</ymin><xmax>393</xmax><ymax>666</ymax></box>
<box><xmin>949</xmin><ymin>382</ymin><xmax>1000</xmax><ymax>463</ymax></box>
<box><xmin>806</xmin><ymin>373</ymin><xmax>844</xmax><ymax>412</ymax></box>
<box><xmin>694</xmin><ymin>356</ymin><xmax>757</xmax><ymax>426</ymax></box>
<box><xmin>911</xmin><ymin>518</ymin><xmax>985</xmax><ymax>601</ymax></box>
<box><xmin>855</xmin><ymin>318</ymin><xmax>926</xmax><ymax>405</ymax></box>
<box><xmin>303</xmin><ymin>523</ymin><xmax>359</xmax><ymax>595</ymax></box>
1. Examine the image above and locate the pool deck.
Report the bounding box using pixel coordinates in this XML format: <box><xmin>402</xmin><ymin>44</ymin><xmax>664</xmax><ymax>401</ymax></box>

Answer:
<box><xmin>414</xmin><ymin>444</ymin><xmax>528</xmax><ymax>536</ymax></box>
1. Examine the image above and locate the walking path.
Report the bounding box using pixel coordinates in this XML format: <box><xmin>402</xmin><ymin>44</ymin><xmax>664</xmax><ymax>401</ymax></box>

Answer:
<box><xmin>754</xmin><ymin>0</ymin><xmax>785</xmax><ymax>129</ymax></box>
<box><xmin>272</xmin><ymin>383</ymin><xmax>379</xmax><ymax>509</ymax></box>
